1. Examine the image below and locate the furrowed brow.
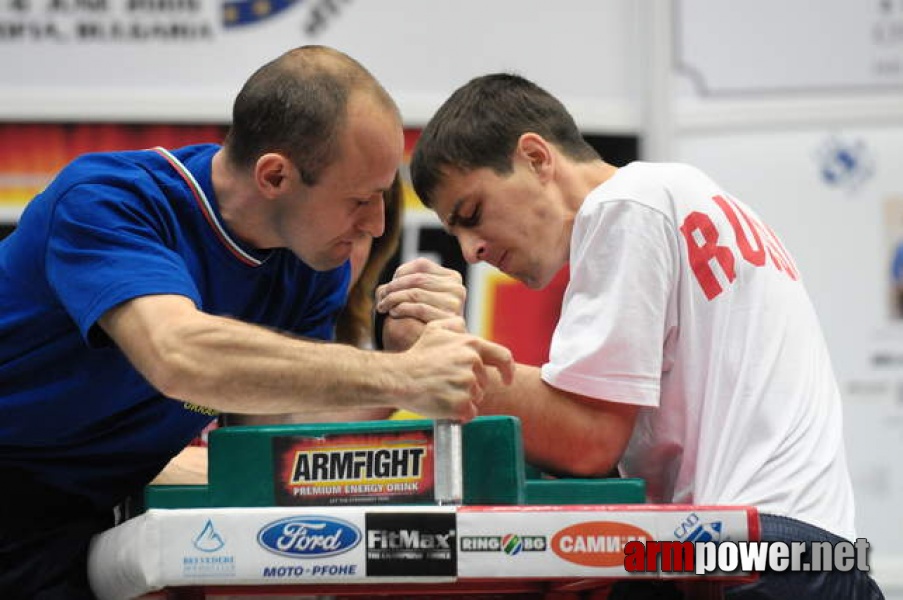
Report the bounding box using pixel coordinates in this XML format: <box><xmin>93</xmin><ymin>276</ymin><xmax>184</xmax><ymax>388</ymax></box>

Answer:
<box><xmin>446</xmin><ymin>198</ymin><xmax>466</xmax><ymax>229</ymax></box>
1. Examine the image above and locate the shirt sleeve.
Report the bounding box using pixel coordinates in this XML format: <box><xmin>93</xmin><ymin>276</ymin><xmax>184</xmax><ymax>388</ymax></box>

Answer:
<box><xmin>541</xmin><ymin>198</ymin><xmax>679</xmax><ymax>407</ymax></box>
<box><xmin>46</xmin><ymin>182</ymin><xmax>201</xmax><ymax>346</ymax></box>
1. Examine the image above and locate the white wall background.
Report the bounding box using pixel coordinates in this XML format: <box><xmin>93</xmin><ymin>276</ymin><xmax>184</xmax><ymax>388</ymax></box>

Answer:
<box><xmin>669</xmin><ymin>0</ymin><xmax>903</xmax><ymax>591</ymax></box>
<box><xmin>0</xmin><ymin>0</ymin><xmax>642</xmax><ymax>131</ymax></box>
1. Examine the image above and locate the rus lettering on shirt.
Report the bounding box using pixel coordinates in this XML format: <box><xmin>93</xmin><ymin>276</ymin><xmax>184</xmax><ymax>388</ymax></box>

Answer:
<box><xmin>679</xmin><ymin>194</ymin><xmax>798</xmax><ymax>300</ymax></box>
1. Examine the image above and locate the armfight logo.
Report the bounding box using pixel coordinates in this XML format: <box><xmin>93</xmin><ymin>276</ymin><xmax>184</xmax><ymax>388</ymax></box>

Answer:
<box><xmin>273</xmin><ymin>431</ymin><xmax>435</xmax><ymax>506</ymax></box>
<box><xmin>365</xmin><ymin>512</ymin><xmax>457</xmax><ymax>576</ymax></box>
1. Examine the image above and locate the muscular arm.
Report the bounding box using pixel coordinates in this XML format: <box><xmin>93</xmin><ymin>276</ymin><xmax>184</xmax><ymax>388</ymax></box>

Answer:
<box><xmin>481</xmin><ymin>363</ymin><xmax>638</xmax><ymax>477</ymax></box>
<box><xmin>229</xmin><ymin>407</ymin><xmax>395</xmax><ymax>426</ymax></box>
<box><xmin>377</xmin><ymin>259</ymin><xmax>636</xmax><ymax>475</ymax></box>
<box><xmin>99</xmin><ymin>293</ymin><xmax>512</xmax><ymax>420</ymax></box>
<box><xmin>377</xmin><ymin>258</ymin><xmax>636</xmax><ymax>475</ymax></box>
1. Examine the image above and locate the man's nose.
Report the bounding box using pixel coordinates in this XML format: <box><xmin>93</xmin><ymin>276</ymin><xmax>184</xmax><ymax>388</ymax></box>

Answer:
<box><xmin>358</xmin><ymin>195</ymin><xmax>386</xmax><ymax>238</ymax></box>
<box><xmin>459</xmin><ymin>232</ymin><xmax>486</xmax><ymax>264</ymax></box>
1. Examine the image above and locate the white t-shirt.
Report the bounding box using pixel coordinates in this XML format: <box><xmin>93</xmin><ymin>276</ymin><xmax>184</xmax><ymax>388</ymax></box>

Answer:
<box><xmin>541</xmin><ymin>162</ymin><xmax>856</xmax><ymax>540</ymax></box>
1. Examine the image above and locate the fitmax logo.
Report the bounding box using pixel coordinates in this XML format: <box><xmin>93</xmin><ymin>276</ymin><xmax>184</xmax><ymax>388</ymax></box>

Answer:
<box><xmin>367</xmin><ymin>529</ymin><xmax>453</xmax><ymax>550</ymax></box>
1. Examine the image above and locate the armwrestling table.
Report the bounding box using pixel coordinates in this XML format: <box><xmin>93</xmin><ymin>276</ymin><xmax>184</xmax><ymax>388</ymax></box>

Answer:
<box><xmin>87</xmin><ymin>417</ymin><xmax>758</xmax><ymax>599</ymax></box>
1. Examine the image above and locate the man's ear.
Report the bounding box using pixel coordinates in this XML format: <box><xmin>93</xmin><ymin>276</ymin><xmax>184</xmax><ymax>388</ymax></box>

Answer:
<box><xmin>516</xmin><ymin>133</ymin><xmax>553</xmax><ymax>182</ymax></box>
<box><xmin>254</xmin><ymin>153</ymin><xmax>294</xmax><ymax>197</ymax></box>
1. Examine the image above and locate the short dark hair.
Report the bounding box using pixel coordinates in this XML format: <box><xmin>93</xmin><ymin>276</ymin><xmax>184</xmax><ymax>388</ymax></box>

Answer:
<box><xmin>410</xmin><ymin>73</ymin><xmax>599</xmax><ymax>206</ymax></box>
<box><xmin>224</xmin><ymin>45</ymin><xmax>397</xmax><ymax>186</ymax></box>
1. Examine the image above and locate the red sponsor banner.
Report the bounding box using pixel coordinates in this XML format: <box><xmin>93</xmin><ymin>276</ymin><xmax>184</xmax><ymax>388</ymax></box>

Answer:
<box><xmin>0</xmin><ymin>123</ymin><xmax>227</xmax><ymax>206</ymax></box>
<box><xmin>272</xmin><ymin>430</ymin><xmax>435</xmax><ymax>506</ymax></box>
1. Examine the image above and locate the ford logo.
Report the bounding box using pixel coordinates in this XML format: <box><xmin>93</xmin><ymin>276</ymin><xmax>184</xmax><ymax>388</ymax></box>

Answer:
<box><xmin>257</xmin><ymin>516</ymin><xmax>361</xmax><ymax>558</ymax></box>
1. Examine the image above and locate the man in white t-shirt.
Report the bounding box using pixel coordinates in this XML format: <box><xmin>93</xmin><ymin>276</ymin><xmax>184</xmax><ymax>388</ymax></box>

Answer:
<box><xmin>377</xmin><ymin>73</ymin><xmax>883</xmax><ymax>599</ymax></box>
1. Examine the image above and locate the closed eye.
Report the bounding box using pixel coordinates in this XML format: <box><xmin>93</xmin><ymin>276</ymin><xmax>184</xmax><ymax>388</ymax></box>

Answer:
<box><xmin>457</xmin><ymin>204</ymin><xmax>481</xmax><ymax>228</ymax></box>
<box><xmin>353</xmin><ymin>191</ymin><xmax>384</xmax><ymax>208</ymax></box>
<box><xmin>352</xmin><ymin>197</ymin><xmax>375</xmax><ymax>209</ymax></box>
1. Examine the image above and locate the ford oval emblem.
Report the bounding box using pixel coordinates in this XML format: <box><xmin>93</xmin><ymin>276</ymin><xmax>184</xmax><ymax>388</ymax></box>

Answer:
<box><xmin>257</xmin><ymin>516</ymin><xmax>361</xmax><ymax>558</ymax></box>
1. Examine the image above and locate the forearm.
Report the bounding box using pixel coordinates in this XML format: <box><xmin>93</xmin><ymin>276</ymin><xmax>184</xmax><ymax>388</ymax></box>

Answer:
<box><xmin>102</xmin><ymin>294</ymin><xmax>512</xmax><ymax>423</ymax></box>
<box><xmin>482</xmin><ymin>364</ymin><xmax>632</xmax><ymax>477</ymax></box>
<box><xmin>229</xmin><ymin>407</ymin><xmax>395</xmax><ymax>425</ymax></box>
<box><xmin>100</xmin><ymin>295</ymin><xmax>404</xmax><ymax>414</ymax></box>
<box><xmin>149</xmin><ymin>313</ymin><xmax>404</xmax><ymax>415</ymax></box>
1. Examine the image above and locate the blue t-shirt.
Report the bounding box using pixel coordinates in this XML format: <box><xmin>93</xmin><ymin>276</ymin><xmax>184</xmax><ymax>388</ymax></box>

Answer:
<box><xmin>0</xmin><ymin>144</ymin><xmax>350</xmax><ymax>507</ymax></box>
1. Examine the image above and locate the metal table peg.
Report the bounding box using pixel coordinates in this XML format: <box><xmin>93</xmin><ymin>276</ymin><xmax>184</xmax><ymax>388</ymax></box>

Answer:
<box><xmin>433</xmin><ymin>419</ymin><xmax>463</xmax><ymax>505</ymax></box>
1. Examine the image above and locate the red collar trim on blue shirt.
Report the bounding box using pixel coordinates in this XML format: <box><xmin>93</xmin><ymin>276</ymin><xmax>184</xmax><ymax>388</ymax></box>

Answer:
<box><xmin>152</xmin><ymin>146</ymin><xmax>262</xmax><ymax>267</ymax></box>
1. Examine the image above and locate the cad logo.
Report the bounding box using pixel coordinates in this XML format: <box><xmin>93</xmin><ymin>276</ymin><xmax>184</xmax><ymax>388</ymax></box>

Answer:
<box><xmin>193</xmin><ymin>519</ymin><xmax>226</xmax><ymax>553</ymax></box>
<box><xmin>685</xmin><ymin>521</ymin><xmax>723</xmax><ymax>543</ymax></box>
<box><xmin>673</xmin><ymin>512</ymin><xmax>723</xmax><ymax>544</ymax></box>
<box><xmin>223</xmin><ymin>0</ymin><xmax>302</xmax><ymax>28</ymax></box>
<box><xmin>258</xmin><ymin>516</ymin><xmax>361</xmax><ymax>558</ymax></box>
<box><xmin>816</xmin><ymin>135</ymin><xmax>874</xmax><ymax>192</ymax></box>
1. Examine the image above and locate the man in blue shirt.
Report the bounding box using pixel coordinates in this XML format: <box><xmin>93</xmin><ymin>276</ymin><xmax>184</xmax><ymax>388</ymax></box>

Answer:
<box><xmin>0</xmin><ymin>45</ymin><xmax>512</xmax><ymax>599</ymax></box>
